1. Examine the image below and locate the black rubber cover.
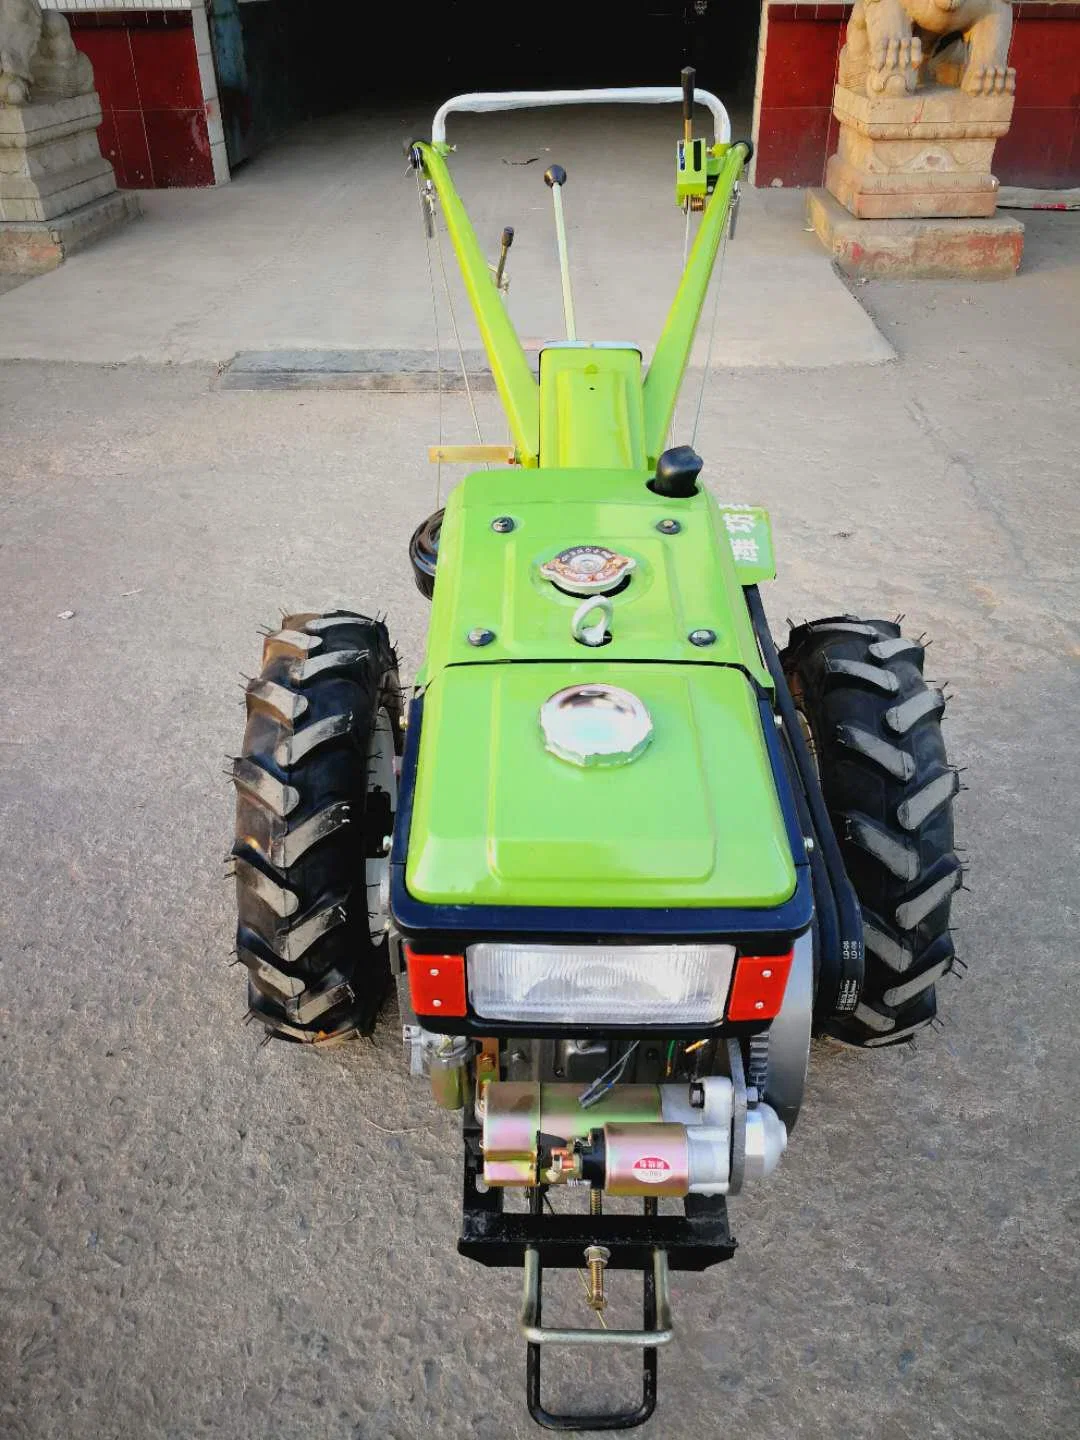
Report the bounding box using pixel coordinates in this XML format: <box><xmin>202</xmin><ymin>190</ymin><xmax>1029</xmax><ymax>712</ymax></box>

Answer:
<box><xmin>650</xmin><ymin>445</ymin><xmax>703</xmax><ymax>498</ymax></box>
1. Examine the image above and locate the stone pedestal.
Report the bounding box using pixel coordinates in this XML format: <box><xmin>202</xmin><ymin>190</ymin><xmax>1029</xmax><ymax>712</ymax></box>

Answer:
<box><xmin>827</xmin><ymin>84</ymin><xmax>1014</xmax><ymax>220</ymax></box>
<box><xmin>0</xmin><ymin>92</ymin><xmax>139</xmax><ymax>272</ymax></box>
<box><xmin>807</xmin><ymin>189</ymin><xmax>1024</xmax><ymax>280</ymax></box>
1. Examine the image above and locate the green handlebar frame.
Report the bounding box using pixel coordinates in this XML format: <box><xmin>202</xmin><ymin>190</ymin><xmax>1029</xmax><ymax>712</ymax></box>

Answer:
<box><xmin>417</xmin><ymin>142</ymin><xmax>541</xmax><ymax>467</ymax></box>
<box><xmin>643</xmin><ymin>144</ymin><xmax>745</xmax><ymax>463</ymax></box>
<box><xmin>413</xmin><ymin>137</ymin><xmax>749</xmax><ymax>470</ymax></box>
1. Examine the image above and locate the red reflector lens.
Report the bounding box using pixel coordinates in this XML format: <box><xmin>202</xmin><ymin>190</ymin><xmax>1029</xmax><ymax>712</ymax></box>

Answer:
<box><xmin>727</xmin><ymin>951</ymin><xmax>794</xmax><ymax>1022</ymax></box>
<box><xmin>405</xmin><ymin>945</ymin><xmax>467</xmax><ymax>1018</ymax></box>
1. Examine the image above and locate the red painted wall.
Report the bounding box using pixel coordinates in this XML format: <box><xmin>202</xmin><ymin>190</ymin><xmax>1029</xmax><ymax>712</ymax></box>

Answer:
<box><xmin>995</xmin><ymin>5</ymin><xmax>1080</xmax><ymax>185</ymax></box>
<box><xmin>68</xmin><ymin>3</ymin><xmax>1079</xmax><ymax>191</ymax></box>
<box><xmin>754</xmin><ymin>4</ymin><xmax>848</xmax><ymax>189</ymax></box>
<box><xmin>754</xmin><ymin>2</ymin><xmax>1080</xmax><ymax>190</ymax></box>
<box><xmin>71</xmin><ymin>12</ymin><xmax>214</xmax><ymax>189</ymax></box>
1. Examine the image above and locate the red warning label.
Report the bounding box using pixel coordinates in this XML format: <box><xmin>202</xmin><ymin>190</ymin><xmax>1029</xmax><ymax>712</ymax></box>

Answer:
<box><xmin>631</xmin><ymin>1156</ymin><xmax>672</xmax><ymax>1184</ymax></box>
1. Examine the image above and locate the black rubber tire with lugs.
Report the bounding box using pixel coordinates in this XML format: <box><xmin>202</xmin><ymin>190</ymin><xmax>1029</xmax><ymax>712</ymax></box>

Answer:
<box><xmin>230</xmin><ymin>612</ymin><xmax>401</xmax><ymax>1044</ymax></box>
<box><xmin>781</xmin><ymin>617</ymin><xmax>961</xmax><ymax>1047</ymax></box>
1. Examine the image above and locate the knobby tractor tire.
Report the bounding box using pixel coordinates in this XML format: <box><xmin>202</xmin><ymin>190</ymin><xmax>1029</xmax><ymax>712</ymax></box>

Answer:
<box><xmin>781</xmin><ymin>617</ymin><xmax>962</xmax><ymax>1048</ymax></box>
<box><xmin>230</xmin><ymin>612</ymin><xmax>402</xmax><ymax>1045</ymax></box>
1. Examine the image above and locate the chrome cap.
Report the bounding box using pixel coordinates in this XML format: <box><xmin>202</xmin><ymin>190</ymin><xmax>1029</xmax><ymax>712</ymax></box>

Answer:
<box><xmin>540</xmin><ymin>684</ymin><xmax>653</xmax><ymax>768</ymax></box>
<box><xmin>539</xmin><ymin>545</ymin><xmax>635</xmax><ymax>595</ymax></box>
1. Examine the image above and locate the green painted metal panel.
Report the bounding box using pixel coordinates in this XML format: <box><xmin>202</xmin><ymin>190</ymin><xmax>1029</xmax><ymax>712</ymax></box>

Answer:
<box><xmin>420</xmin><ymin>468</ymin><xmax>771</xmax><ymax>688</ymax></box>
<box><xmin>406</xmin><ymin>660</ymin><xmax>796</xmax><ymax>910</ymax></box>
<box><xmin>538</xmin><ymin>347</ymin><xmax>646</xmax><ymax>470</ymax></box>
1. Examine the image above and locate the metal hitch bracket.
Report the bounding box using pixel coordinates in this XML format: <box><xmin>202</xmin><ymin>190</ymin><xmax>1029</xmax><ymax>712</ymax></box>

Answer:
<box><xmin>458</xmin><ymin>1107</ymin><xmax>735</xmax><ymax>1430</ymax></box>
<box><xmin>523</xmin><ymin>1228</ymin><xmax>668</xmax><ymax>1431</ymax></box>
<box><xmin>521</xmin><ymin>1245</ymin><xmax>674</xmax><ymax>1349</ymax></box>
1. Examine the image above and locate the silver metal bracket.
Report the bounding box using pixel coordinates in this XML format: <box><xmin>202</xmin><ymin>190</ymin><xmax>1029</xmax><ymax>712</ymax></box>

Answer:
<box><xmin>420</xmin><ymin>178</ymin><xmax>436</xmax><ymax>238</ymax></box>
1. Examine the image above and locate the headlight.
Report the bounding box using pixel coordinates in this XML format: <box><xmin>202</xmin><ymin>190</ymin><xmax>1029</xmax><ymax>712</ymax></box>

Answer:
<box><xmin>466</xmin><ymin>942</ymin><xmax>737</xmax><ymax>1025</ymax></box>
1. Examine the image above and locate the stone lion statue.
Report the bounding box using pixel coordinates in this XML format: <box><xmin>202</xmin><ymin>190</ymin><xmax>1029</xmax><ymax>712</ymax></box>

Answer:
<box><xmin>0</xmin><ymin>0</ymin><xmax>93</xmax><ymax>105</ymax></box>
<box><xmin>839</xmin><ymin>0</ymin><xmax>1015</xmax><ymax>97</ymax></box>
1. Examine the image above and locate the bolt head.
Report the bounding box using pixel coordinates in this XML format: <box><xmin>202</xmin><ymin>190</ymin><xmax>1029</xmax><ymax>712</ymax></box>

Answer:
<box><xmin>491</xmin><ymin>516</ymin><xmax>515</xmax><ymax>533</ymax></box>
<box><xmin>656</xmin><ymin>518</ymin><xmax>681</xmax><ymax>535</ymax></box>
<box><xmin>689</xmin><ymin>628</ymin><xmax>717</xmax><ymax>647</ymax></box>
<box><xmin>467</xmin><ymin>627</ymin><xmax>496</xmax><ymax>647</ymax></box>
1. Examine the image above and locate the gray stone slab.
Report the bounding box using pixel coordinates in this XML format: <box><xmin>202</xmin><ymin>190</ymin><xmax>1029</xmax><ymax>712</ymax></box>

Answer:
<box><xmin>219</xmin><ymin>346</ymin><xmax>537</xmax><ymax>391</ymax></box>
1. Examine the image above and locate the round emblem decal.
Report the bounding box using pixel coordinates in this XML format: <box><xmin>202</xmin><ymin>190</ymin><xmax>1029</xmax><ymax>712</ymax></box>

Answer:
<box><xmin>539</xmin><ymin>545</ymin><xmax>635</xmax><ymax>596</ymax></box>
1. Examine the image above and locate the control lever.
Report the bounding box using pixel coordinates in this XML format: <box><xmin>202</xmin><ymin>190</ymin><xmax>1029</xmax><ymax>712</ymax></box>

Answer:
<box><xmin>681</xmin><ymin>65</ymin><xmax>695</xmax><ymax>146</ymax></box>
<box><xmin>544</xmin><ymin>164</ymin><xmax>577</xmax><ymax>342</ymax></box>
<box><xmin>679</xmin><ymin>65</ymin><xmax>707</xmax><ymax>212</ymax></box>
<box><xmin>493</xmin><ymin>225</ymin><xmax>514</xmax><ymax>293</ymax></box>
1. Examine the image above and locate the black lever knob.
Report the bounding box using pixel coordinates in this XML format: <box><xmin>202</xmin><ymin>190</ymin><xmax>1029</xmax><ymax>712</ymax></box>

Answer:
<box><xmin>651</xmin><ymin>445</ymin><xmax>703</xmax><ymax>499</ymax></box>
<box><xmin>544</xmin><ymin>164</ymin><xmax>567</xmax><ymax>188</ymax></box>
<box><xmin>681</xmin><ymin>66</ymin><xmax>696</xmax><ymax>127</ymax></box>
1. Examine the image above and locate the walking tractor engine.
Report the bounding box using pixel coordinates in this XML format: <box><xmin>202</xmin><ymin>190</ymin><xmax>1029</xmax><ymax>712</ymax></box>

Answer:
<box><xmin>479</xmin><ymin>1075</ymin><xmax>787</xmax><ymax>1196</ymax></box>
<box><xmin>229</xmin><ymin>71</ymin><xmax>964</xmax><ymax>1433</ymax></box>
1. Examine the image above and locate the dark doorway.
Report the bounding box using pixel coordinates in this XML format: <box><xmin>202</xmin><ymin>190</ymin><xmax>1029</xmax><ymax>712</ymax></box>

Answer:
<box><xmin>223</xmin><ymin>1</ymin><xmax>762</xmax><ymax>169</ymax></box>
<box><xmin>376</xmin><ymin>2</ymin><xmax>761</xmax><ymax>101</ymax></box>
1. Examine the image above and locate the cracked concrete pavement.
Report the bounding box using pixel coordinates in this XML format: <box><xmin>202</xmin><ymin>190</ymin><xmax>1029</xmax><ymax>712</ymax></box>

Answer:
<box><xmin>0</xmin><ymin>205</ymin><xmax>1078</xmax><ymax>1439</ymax></box>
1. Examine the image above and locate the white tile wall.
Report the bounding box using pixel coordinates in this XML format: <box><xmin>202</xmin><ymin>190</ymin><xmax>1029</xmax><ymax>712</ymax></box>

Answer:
<box><xmin>748</xmin><ymin>1</ymin><xmax>771</xmax><ymax>187</ymax></box>
<box><xmin>189</xmin><ymin>0</ymin><xmax>230</xmax><ymax>184</ymax></box>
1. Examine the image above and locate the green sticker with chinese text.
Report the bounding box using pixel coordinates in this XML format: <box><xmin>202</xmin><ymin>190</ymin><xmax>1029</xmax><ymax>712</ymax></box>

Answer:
<box><xmin>718</xmin><ymin>504</ymin><xmax>775</xmax><ymax>583</ymax></box>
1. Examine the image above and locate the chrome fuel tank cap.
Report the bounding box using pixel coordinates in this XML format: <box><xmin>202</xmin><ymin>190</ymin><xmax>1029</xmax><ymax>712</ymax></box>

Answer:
<box><xmin>540</xmin><ymin>684</ymin><xmax>653</xmax><ymax>768</ymax></box>
<box><xmin>539</xmin><ymin>545</ymin><xmax>635</xmax><ymax>596</ymax></box>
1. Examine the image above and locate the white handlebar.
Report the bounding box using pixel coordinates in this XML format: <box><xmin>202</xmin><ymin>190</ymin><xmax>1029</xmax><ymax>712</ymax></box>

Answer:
<box><xmin>431</xmin><ymin>87</ymin><xmax>732</xmax><ymax>147</ymax></box>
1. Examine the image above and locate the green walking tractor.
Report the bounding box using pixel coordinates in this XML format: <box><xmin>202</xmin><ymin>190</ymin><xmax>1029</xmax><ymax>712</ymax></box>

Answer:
<box><xmin>229</xmin><ymin>73</ymin><xmax>962</xmax><ymax>1430</ymax></box>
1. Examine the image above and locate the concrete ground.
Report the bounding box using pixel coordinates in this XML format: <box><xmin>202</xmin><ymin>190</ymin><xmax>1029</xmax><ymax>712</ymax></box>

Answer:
<box><xmin>0</xmin><ymin>110</ymin><xmax>890</xmax><ymax>371</ymax></box>
<box><xmin>1</xmin><ymin>161</ymin><xmax>1079</xmax><ymax>1439</ymax></box>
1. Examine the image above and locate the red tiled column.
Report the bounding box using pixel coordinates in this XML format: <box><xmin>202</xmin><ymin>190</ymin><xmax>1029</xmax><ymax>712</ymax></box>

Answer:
<box><xmin>752</xmin><ymin>4</ymin><xmax>850</xmax><ymax>189</ymax></box>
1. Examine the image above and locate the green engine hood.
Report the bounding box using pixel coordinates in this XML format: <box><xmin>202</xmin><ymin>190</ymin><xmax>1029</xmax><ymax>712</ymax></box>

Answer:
<box><xmin>415</xmin><ymin>468</ymin><xmax>773</xmax><ymax>689</ymax></box>
<box><xmin>406</xmin><ymin>660</ymin><xmax>796</xmax><ymax>911</ymax></box>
